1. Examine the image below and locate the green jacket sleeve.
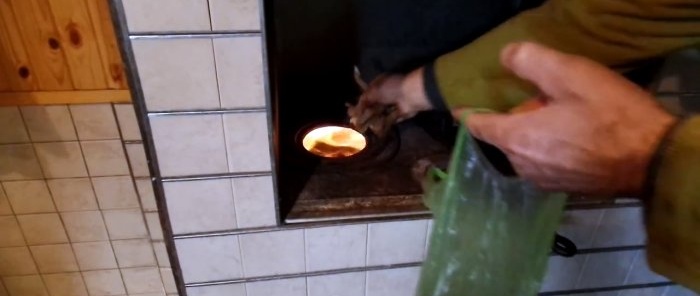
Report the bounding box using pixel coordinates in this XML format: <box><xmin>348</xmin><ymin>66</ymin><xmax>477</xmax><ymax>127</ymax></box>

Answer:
<box><xmin>427</xmin><ymin>0</ymin><xmax>700</xmax><ymax>111</ymax></box>
<box><xmin>646</xmin><ymin>116</ymin><xmax>700</xmax><ymax>292</ymax></box>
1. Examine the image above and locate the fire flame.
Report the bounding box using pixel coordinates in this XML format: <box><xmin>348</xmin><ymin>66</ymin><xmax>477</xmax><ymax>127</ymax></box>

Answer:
<box><xmin>302</xmin><ymin>126</ymin><xmax>367</xmax><ymax>158</ymax></box>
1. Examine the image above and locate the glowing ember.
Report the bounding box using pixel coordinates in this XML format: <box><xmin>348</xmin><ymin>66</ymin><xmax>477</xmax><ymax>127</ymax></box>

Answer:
<box><xmin>302</xmin><ymin>126</ymin><xmax>367</xmax><ymax>158</ymax></box>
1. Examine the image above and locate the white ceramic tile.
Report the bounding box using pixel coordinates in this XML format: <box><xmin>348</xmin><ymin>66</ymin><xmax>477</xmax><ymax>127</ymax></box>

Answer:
<box><xmin>16</xmin><ymin>213</ymin><xmax>68</xmax><ymax>245</ymax></box>
<box><xmin>69</xmin><ymin>104</ymin><xmax>120</xmax><ymax>140</ymax></box>
<box><xmin>3</xmin><ymin>275</ymin><xmax>49</xmax><ymax>296</ymax></box>
<box><xmin>305</xmin><ymin>225</ymin><xmax>367</xmax><ymax>271</ymax></box>
<box><xmin>366</xmin><ymin>267</ymin><xmax>421</xmax><ymax>296</ymax></box>
<box><xmin>0</xmin><ymin>144</ymin><xmax>44</xmax><ymax>181</ymax></box>
<box><xmin>112</xmin><ymin>239</ymin><xmax>156</xmax><ymax>268</ymax></box>
<box><xmin>209</xmin><ymin>0</ymin><xmax>260</xmax><ymax>30</ymax></box>
<box><xmin>160</xmin><ymin>268</ymin><xmax>177</xmax><ymax>294</ymax></box>
<box><xmin>591</xmin><ymin>207</ymin><xmax>645</xmax><ymax>248</ymax></box>
<box><xmin>175</xmin><ymin>236</ymin><xmax>243</xmax><ymax>283</ymax></box>
<box><xmin>114</xmin><ymin>104</ymin><xmax>142</xmax><ymax>141</ymax></box>
<box><xmin>619</xmin><ymin>287</ymin><xmax>668</xmax><ymax>296</ymax></box>
<box><xmin>231</xmin><ymin>176</ymin><xmax>276</xmax><ymax>228</ymax></box>
<box><xmin>239</xmin><ymin>230</ymin><xmax>304</xmax><ymax>277</ymax></box>
<box><xmin>81</xmin><ymin>140</ymin><xmax>130</xmax><ymax>176</ymax></box>
<box><xmin>29</xmin><ymin>244</ymin><xmax>79</xmax><ymax>273</ymax></box>
<box><xmin>126</xmin><ymin>144</ymin><xmax>150</xmax><ymax>177</ymax></box>
<box><xmin>20</xmin><ymin>105</ymin><xmax>76</xmax><ymax>142</ymax></box>
<box><xmin>153</xmin><ymin>242</ymin><xmax>170</xmax><ymax>268</ymax></box>
<box><xmin>557</xmin><ymin>209</ymin><xmax>604</xmax><ymax>249</ymax></box>
<box><xmin>132</xmin><ymin>39</ymin><xmax>219</xmax><ymax>111</ymax></box>
<box><xmin>135</xmin><ymin>179</ymin><xmax>157</xmax><ymax>212</ymax></box>
<box><xmin>0</xmin><ymin>107</ymin><xmax>29</xmax><ymax>144</ymax></box>
<box><xmin>187</xmin><ymin>284</ymin><xmax>245</xmax><ymax>296</ymax></box>
<box><xmin>122</xmin><ymin>267</ymin><xmax>164</xmax><ymax>294</ymax></box>
<box><xmin>149</xmin><ymin>115</ymin><xmax>228</xmax><ymax>176</ymax></box>
<box><xmin>61</xmin><ymin>211</ymin><xmax>109</xmax><ymax>242</ymax></box>
<box><xmin>73</xmin><ymin>241</ymin><xmax>118</xmax><ymax>270</ymax></box>
<box><xmin>0</xmin><ymin>247</ymin><xmax>38</xmax><ymax>276</ymax></box>
<box><xmin>145</xmin><ymin>212</ymin><xmax>163</xmax><ymax>240</ymax></box>
<box><xmin>164</xmin><ymin>179</ymin><xmax>237</xmax><ymax>234</ymax></box>
<box><xmin>540</xmin><ymin>255</ymin><xmax>587</xmax><ymax>292</ymax></box>
<box><xmin>47</xmin><ymin>178</ymin><xmax>98</xmax><ymax>212</ymax></box>
<box><xmin>1</xmin><ymin>180</ymin><xmax>55</xmax><ymax>214</ymax></box>
<box><xmin>122</xmin><ymin>0</ymin><xmax>211</xmax><ymax>32</ymax></box>
<box><xmin>34</xmin><ymin>142</ymin><xmax>88</xmax><ymax>178</ymax></box>
<box><xmin>575</xmin><ymin>251</ymin><xmax>637</xmax><ymax>289</ymax></box>
<box><xmin>103</xmin><ymin>209</ymin><xmax>149</xmax><ymax>240</ymax></box>
<box><xmin>367</xmin><ymin>220</ymin><xmax>428</xmax><ymax>265</ymax></box>
<box><xmin>42</xmin><ymin>272</ymin><xmax>88</xmax><ymax>296</ymax></box>
<box><xmin>223</xmin><ymin>113</ymin><xmax>272</xmax><ymax>172</ymax></box>
<box><xmin>0</xmin><ymin>217</ymin><xmax>24</xmax><ymax>247</ymax></box>
<box><xmin>0</xmin><ymin>187</ymin><xmax>12</xmax><ymax>215</ymax></box>
<box><xmin>625</xmin><ymin>250</ymin><xmax>668</xmax><ymax>284</ymax></box>
<box><xmin>246</xmin><ymin>278</ymin><xmax>306</xmax><ymax>296</ymax></box>
<box><xmin>92</xmin><ymin>176</ymin><xmax>139</xmax><ymax>210</ymax></box>
<box><xmin>664</xmin><ymin>285</ymin><xmax>699</xmax><ymax>296</ymax></box>
<box><xmin>213</xmin><ymin>37</ymin><xmax>265</xmax><ymax>108</ymax></box>
<box><xmin>308</xmin><ymin>272</ymin><xmax>365</xmax><ymax>296</ymax></box>
<box><xmin>82</xmin><ymin>269</ymin><xmax>126</xmax><ymax>296</ymax></box>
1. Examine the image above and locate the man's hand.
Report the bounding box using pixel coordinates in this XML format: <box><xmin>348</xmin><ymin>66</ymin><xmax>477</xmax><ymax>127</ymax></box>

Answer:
<box><xmin>458</xmin><ymin>42</ymin><xmax>677</xmax><ymax>196</ymax></box>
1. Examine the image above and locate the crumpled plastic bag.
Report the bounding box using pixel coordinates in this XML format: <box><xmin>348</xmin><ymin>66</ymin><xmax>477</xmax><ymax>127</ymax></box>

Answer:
<box><xmin>416</xmin><ymin>112</ymin><xmax>567</xmax><ymax>296</ymax></box>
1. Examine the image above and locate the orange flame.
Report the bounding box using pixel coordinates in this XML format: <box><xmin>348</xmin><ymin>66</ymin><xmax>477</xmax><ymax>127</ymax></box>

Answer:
<box><xmin>302</xmin><ymin>126</ymin><xmax>367</xmax><ymax>158</ymax></box>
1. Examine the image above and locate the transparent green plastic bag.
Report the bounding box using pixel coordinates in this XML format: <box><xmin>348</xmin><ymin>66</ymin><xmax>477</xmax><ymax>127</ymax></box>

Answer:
<box><xmin>416</xmin><ymin>112</ymin><xmax>567</xmax><ymax>296</ymax></box>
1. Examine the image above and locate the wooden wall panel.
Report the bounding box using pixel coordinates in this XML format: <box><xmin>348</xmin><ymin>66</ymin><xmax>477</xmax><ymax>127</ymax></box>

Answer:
<box><xmin>47</xmin><ymin>0</ymin><xmax>108</xmax><ymax>89</ymax></box>
<box><xmin>86</xmin><ymin>0</ymin><xmax>128</xmax><ymax>89</ymax></box>
<box><xmin>0</xmin><ymin>2</ymin><xmax>38</xmax><ymax>91</ymax></box>
<box><xmin>0</xmin><ymin>0</ymin><xmax>129</xmax><ymax>104</ymax></box>
<box><xmin>9</xmin><ymin>0</ymin><xmax>73</xmax><ymax>90</ymax></box>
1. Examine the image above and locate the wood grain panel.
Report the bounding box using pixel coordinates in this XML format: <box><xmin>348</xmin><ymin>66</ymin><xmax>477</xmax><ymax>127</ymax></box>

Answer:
<box><xmin>0</xmin><ymin>89</ymin><xmax>131</xmax><ymax>105</ymax></box>
<box><xmin>47</xmin><ymin>0</ymin><xmax>108</xmax><ymax>90</ymax></box>
<box><xmin>0</xmin><ymin>0</ymin><xmax>130</xmax><ymax>104</ymax></box>
<box><xmin>0</xmin><ymin>1</ymin><xmax>38</xmax><ymax>91</ymax></box>
<box><xmin>86</xmin><ymin>0</ymin><xmax>128</xmax><ymax>89</ymax></box>
<box><xmin>8</xmin><ymin>0</ymin><xmax>74</xmax><ymax>90</ymax></box>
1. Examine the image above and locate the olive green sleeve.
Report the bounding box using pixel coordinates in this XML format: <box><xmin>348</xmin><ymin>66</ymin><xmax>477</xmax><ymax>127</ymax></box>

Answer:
<box><xmin>429</xmin><ymin>0</ymin><xmax>700</xmax><ymax>111</ymax></box>
<box><xmin>645</xmin><ymin>116</ymin><xmax>700</xmax><ymax>293</ymax></box>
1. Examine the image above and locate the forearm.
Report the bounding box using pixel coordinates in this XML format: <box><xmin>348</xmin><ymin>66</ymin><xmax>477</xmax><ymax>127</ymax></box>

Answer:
<box><xmin>426</xmin><ymin>0</ymin><xmax>700</xmax><ymax>111</ymax></box>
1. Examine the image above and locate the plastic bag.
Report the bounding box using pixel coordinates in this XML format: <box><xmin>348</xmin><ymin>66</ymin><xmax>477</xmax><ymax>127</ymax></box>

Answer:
<box><xmin>416</xmin><ymin>112</ymin><xmax>567</xmax><ymax>296</ymax></box>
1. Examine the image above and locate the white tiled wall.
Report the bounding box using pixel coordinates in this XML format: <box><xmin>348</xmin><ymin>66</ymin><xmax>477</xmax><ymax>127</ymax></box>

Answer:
<box><xmin>0</xmin><ymin>103</ymin><xmax>176</xmax><ymax>296</ymax></box>
<box><xmin>117</xmin><ymin>1</ymin><xmax>698</xmax><ymax>296</ymax></box>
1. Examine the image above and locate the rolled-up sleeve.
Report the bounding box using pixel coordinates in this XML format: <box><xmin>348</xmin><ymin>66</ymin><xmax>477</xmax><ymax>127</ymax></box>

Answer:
<box><xmin>425</xmin><ymin>0</ymin><xmax>700</xmax><ymax>111</ymax></box>
<box><xmin>646</xmin><ymin>116</ymin><xmax>700</xmax><ymax>293</ymax></box>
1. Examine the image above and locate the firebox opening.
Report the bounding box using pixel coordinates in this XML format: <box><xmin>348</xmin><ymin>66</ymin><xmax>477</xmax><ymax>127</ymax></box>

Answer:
<box><xmin>301</xmin><ymin>125</ymin><xmax>367</xmax><ymax>158</ymax></box>
<box><xmin>264</xmin><ymin>0</ymin><xmax>542</xmax><ymax>224</ymax></box>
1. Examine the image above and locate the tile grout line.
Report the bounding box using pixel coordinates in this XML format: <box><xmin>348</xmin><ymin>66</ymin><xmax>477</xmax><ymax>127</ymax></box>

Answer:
<box><xmin>14</xmin><ymin>105</ymin><xmax>63</xmax><ymax>294</ymax></box>
<box><xmin>186</xmin><ymin>261</ymin><xmax>423</xmax><ymax>288</ymax></box>
<box><xmin>621</xmin><ymin>249</ymin><xmax>641</xmax><ymax>287</ymax></box>
<box><xmin>112</xmin><ymin>103</ymin><xmax>170</xmax><ymax>294</ymax></box>
<box><xmin>69</xmin><ymin>103</ymin><xmax>129</xmax><ymax>295</ymax></box>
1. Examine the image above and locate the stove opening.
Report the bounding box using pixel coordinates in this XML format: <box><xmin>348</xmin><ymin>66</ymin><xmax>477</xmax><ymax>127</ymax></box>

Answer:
<box><xmin>301</xmin><ymin>125</ymin><xmax>367</xmax><ymax>158</ymax></box>
<box><xmin>264</xmin><ymin>0</ymin><xmax>546</xmax><ymax>223</ymax></box>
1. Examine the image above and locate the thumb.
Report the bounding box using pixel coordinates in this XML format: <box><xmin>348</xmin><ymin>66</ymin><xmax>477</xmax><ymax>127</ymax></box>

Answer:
<box><xmin>500</xmin><ymin>42</ymin><xmax>588</xmax><ymax>102</ymax></box>
<box><xmin>452</xmin><ymin>108</ymin><xmax>513</xmax><ymax>148</ymax></box>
